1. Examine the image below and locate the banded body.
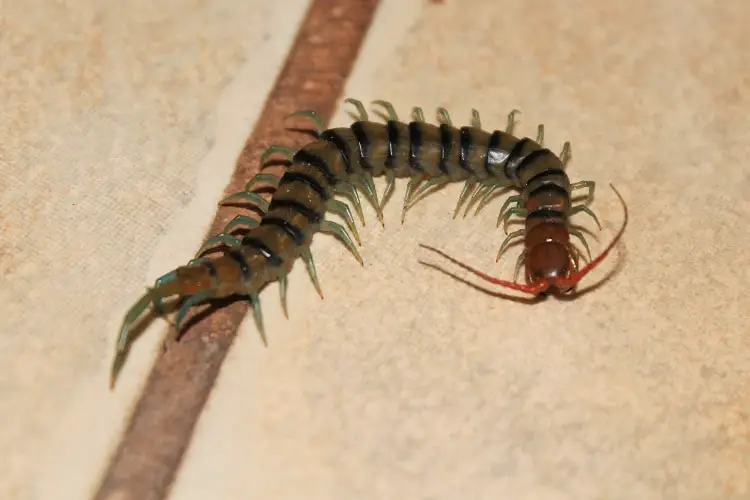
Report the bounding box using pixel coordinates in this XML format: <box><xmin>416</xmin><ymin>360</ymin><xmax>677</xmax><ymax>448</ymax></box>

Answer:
<box><xmin>111</xmin><ymin>98</ymin><xmax>627</xmax><ymax>386</ymax></box>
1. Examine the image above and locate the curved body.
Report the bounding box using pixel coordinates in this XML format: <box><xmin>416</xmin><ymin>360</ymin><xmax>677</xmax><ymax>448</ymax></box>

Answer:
<box><xmin>111</xmin><ymin>99</ymin><xmax>626</xmax><ymax>386</ymax></box>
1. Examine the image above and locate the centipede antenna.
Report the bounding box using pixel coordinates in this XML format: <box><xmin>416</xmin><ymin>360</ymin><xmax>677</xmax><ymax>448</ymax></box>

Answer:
<box><xmin>555</xmin><ymin>184</ymin><xmax>628</xmax><ymax>290</ymax></box>
<box><xmin>419</xmin><ymin>244</ymin><xmax>549</xmax><ymax>295</ymax></box>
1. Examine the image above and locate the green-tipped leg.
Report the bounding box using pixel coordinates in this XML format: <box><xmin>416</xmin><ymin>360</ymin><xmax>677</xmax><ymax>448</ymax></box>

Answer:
<box><xmin>321</xmin><ymin>220</ymin><xmax>363</xmax><ymax>265</ymax></box>
<box><xmin>285</xmin><ymin>110</ymin><xmax>324</xmax><ymax>135</ymax></box>
<box><xmin>336</xmin><ymin>182</ymin><xmax>366</xmax><ymax>226</ymax></box>
<box><xmin>569</xmin><ymin>228</ymin><xmax>592</xmax><ymax>262</ymax></box>
<box><xmin>496</xmin><ymin>195</ymin><xmax>524</xmax><ymax>227</ymax></box>
<box><xmin>412</xmin><ymin>106</ymin><xmax>425</xmax><ymax>122</ymax></box>
<box><xmin>260</xmin><ymin>146</ymin><xmax>294</xmax><ymax>166</ymax></box>
<box><xmin>175</xmin><ymin>289</ymin><xmax>214</xmax><ymax>331</ymax></box>
<box><xmin>470</xmin><ymin>183</ymin><xmax>510</xmax><ymax>217</ymax></box>
<box><xmin>223</xmin><ymin>215</ymin><xmax>260</xmax><ymax>234</ymax></box>
<box><xmin>453</xmin><ymin>180</ymin><xmax>479</xmax><ymax>219</ymax></box>
<box><xmin>401</xmin><ymin>174</ymin><xmax>424</xmax><ymax>224</ymax></box>
<box><xmin>248</xmin><ymin>292</ymin><xmax>267</xmax><ymax>346</ymax></box>
<box><xmin>498</xmin><ymin>206</ymin><xmax>528</xmax><ymax>233</ymax></box>
<box><xmin>571</xmin><ymin>204</ymin><xmax>602</xmax><ymax>230</ymax></box>
<box><xmin>506</xmin><ymin>109</ymin><xmax>521</xmax><ymax>135</ymax></box>
<box><xmin>111</xmin><ymin>288</ymin><xmax>162</xmax><ymax>387</ymax></box>
<box><xmin>326</xmin><ymin>198</ymin><xmax>361</xmax><ymax>245</ymax></box>
<box><xmin>279</xmin><ymin>275</ymin><xmax>289</xmax><ymax>318</ymax></box>
<box><xmin>195</xmin><ymin>234</ymin><xmax>241</xmax><ymax>258</ymax></box>
<box><xmin>560</xmin><ymin>141</ymin><xmax>572</xmax><ymax>166</ymax></box>
<box><xmin>496</xmin><ymin>229</ymin><xmax>525</xmax><ymax>262</ymax></box>
<box><xmin>300</xmin><ymin>247</ymin><xmax>324</xmax><ymax>299</ymax></box>
<box><xmin>356</xmin><ymin>173</ymin><xmax>384</xmax><ymax>227</ymax></box>
<box><xmin>536</xmin><ymin>124</ymin><xmax>544</xmax><ymax>145</ymax></box>
<box><xmin>570</xmin><ymin>180</ymin><xmax>596</xmax><ymax>205</ymax></box>
<box><xmin>380</xmin><ymin>169</ymin><xmax>396</xmax><ymax>211</ymax></box>
<box><xmin>513</xmin><ymin>252</ymin><xmax>526</xmax><ymax>281</ymax></box>
<box><xmin>436</xmin><ymin>107</ymin><xmax>452</xmax><ymax>126</ymax></box>
<box><xmin>371</xmin><ymin>100</ymin><xmax>398</xmax><ymax>121</ymax></box>
<box><xmin>406</xmin><ymin>176</ymin><xmax>450</xmax><ymax>212</ymax></box>
<box><xmin>219</xmin><ymin>191</ymin><xmax>270</xmax><ymax>213</ymax></box>
<box><xmin>471</xmin><ymin>109</ymin><xmax>481</xmax><ymax>129</ymax></box>
<box><xmin>344</xmin><ymin>98</ymin><xmax>369</xmax><ymax>121</ymax></box>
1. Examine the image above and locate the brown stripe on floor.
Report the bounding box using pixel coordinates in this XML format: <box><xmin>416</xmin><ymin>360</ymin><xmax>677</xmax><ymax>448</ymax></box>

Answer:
<box><xmin>93</xmin><ymin>1</ymin><xmax>380</xmax><ymax>499</ymax></box>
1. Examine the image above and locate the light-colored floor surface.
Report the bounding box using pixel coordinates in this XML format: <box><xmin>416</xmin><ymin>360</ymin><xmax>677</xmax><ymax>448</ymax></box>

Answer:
<box><xmin>3</xmin><ymin>0</ymin><xmax>749</xmax><ymax>499</ymax></box>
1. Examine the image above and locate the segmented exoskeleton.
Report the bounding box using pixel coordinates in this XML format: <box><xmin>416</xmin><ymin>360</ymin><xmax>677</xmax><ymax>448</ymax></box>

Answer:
<box><xmin>111</xmin><ymin>98</ymin><xmax>627</xmax><ymax>387</ymax></box>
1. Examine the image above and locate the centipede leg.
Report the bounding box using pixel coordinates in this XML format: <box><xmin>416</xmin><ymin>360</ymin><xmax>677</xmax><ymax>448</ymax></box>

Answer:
<box><xmin>570</xmin><ymin>180</ymin><xmax>596</xmax><ymax>205</ymax></box>
<box><xmin>506</xmin><ymin>109</ymin><xmax>521</xmax><ymax>135</ymax></box>
<box><xmin>471</xmin><ymin>109</ymin><xmax>481</xmax><ymax>129</ymax></box>
<box><xmin>498</xmin><ymin>207</ymin><xmax>528</xmax><ymax>233</ymax></box>
<box><xmin>195</xmin><ymin>234</ymin><xmax>242</xmax><ymax>258</ymax></box>
<box><xmin>569</xmin><ymin>227</ymin><xmax>592</xmax><ymax>261</ymax></box>
<box><xmin>536</xmin><ymin>124</ymin><xmax>544</xmax><ymax>145</ymax></box>
<box><xmin>407</xmin><ymin>176</ymin><xmax>450</xmax><ymax>211</ymax></box>
<box><xmin>248</xmin><ymin>292</ymin><xmax>267</xmax><ymax>346</ymax></box>
<box><xmin>496</xmin><ymin>195</ymin><xmax>524</xmax><ymax>227</ymax></box>
<box><xmin>219</xmin><ymin>190</ymin><xmax>270</xmax><ymax>213</ymax></box>
<box><xmin>436</xmin><ymin>107</ymin><xmax>452</xmax><ymax>126</ymax></box>
<box><xmin>371</xmin><ymin>100</ymin><xmax>399</xmax><ymax>121</ymax></box>
<box><xmin>381</xmin><ymin>169</ymin><xmax>397</xmax><ymax>211</ymax></box>
<box><xmin>411</xmin><ymin>106</ymin><xmax>426</xmax><ymax>122</ymax></box>
<box><xmin>151</xmin><ymin>270</ymin><xmax>178</xmax><ymax>316</ymax></box>
<box><xmin>401</xmin><ymin>173</ymin><xmax>424</xmax><ymax>224</ymax></box>
<box><xmin>471</xmin><ymin>183</ymin><xmax>510</xmax><ymax>217</ymax></box>
<box><xmin>356</xmin><ymin>173</ymin><xmax>385</xmax><ymax>227</ymax></box>
<box><xmin>496</xmin><ymin>229</ymin><xmax>525</xmax><ymax>262</ymax></box>
<box><xmin>259</xmin><ymin>146</ymin><xmax>293</xmax><ymax>166</ymax></box>
<box><xmin>326</xmin><ymin>198</ymin><xmax>361</xmax><ymax>245</ymax></box>
<box><xmin>223</xmin><ymin>215</ymin><xmax>260</xmax><ymax>234</ymax></box>
<box><xmin>344</xmin><ymin>98</ymin><xmax>369</xmax><ymax>121</ymax></box>
<box><xmin>175</xmin><ymin>289</ymin><xmax>215</xmax><ymax>332</ymax></box>
<box><xmin>300</xmin><ymin>247</ymin><xmax>324</xmax><ymax>299</ymax></box>
<box><xmin>336</xmin><ymin>183</ymin><xmax>366</xmax><ymax>226</ymax></box>
<box><xmin>285</xmin><ymin>110</ymin><xmax>324</xmax><ymax>136</ymax></box>
<box><xmin>279</xmin><ymin>276</ymin><xmax>289</xmax><ymax>318</ymax></box>
<box><xmin>321</xmin><ymin>220</ymin><xmax>364</xmax><ymax>265</ymax></box>
<box><xmin>570</xmin><ymin>205</ymin><xmax>602</xmax><ymax>230</ymax></box>
<box><xmin>453</xmin><ymin>179</ymin><xmax>479</xmax><ymax>219</ymax></box>
<box><xmin>560</xmin><ymin>141</ymin><xmax>572</xmax><ymax>167</ymax></box>
<box><xmin>514</xmin><ymin>252</ymin><xmax>526</xmax><ymax>281</ymax></box>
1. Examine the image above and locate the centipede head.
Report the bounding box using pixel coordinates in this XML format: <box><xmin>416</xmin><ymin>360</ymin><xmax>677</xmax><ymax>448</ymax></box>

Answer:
<box><xmin>419</xmin><ymin>183</ymin><xmax>628</xmax><ymax>297</ymax></box>
<box><xmin>524</xmin><ymin>241</ymin><xmax>576</xmax><ymax>294</ymax></box>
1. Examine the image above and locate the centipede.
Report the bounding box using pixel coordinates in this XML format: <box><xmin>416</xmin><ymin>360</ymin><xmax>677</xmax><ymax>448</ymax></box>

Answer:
<box><xmin>110</xmin><ymin>98</ymin><xmax>628</xmax><ymax>387</ymax></box>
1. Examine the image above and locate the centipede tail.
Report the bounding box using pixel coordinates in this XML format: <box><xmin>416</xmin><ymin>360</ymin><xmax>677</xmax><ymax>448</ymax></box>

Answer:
<box><xmin>112</xmin><ymin>98</ymin><xmax>628</xmax><ymax>388</ymax></box>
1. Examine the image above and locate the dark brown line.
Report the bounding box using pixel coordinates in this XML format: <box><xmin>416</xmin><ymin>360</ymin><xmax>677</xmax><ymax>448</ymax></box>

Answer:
<box><xmin>92</xmin><ymin>1</ymin><xmax>380</xmax><ymax>499</ymax></box>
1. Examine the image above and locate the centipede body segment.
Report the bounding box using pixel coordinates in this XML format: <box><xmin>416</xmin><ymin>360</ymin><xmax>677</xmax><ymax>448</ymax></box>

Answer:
<box><xmin>111</xmin><ymin>98</ymin><xmax>628</xmax><ymax>387</ymax></box>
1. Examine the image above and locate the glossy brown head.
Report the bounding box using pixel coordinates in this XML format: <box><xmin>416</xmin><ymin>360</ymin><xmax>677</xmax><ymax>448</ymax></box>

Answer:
<box><xmin>418</xmin><ymin>184</ymin><xmax>628</xmax><ymax>296</ymax></box>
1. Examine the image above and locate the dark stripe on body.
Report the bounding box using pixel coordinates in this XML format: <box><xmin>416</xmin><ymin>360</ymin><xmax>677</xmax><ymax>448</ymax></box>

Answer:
<box><xmin>486</xmin><ymin>131</ymin><xmax>503</xmax><ymax>173</ymax></box>
<box><xmin>320</xmin><ymin>129</ymin><xmax>352</xmax><ymax>173</ymax></box>
<box><xmin>268</xmin><ymin>198</ymin><xmax>322</xmax><ymax>223</ymax></box>
<box><xmin>261</xmin><ymin>216</ymin><xmax>305</xmax><ymax>246</ymax></box>
<box><xmin>459</xmin><ymin>127</ymin><xmax>473</xmax><ymax>173</ymax></box>
<box><xmin>515</xmin><ymin>149</ymin><xmax>554</xmax><ymax>182</ymax></box>
<box><xmin>526</xmin><ymin>207</ymin><xmax>567</xmax><ymax>221</ymax></box>
<box><xmin>242</xmin><ymin>236</ymin><xmax>284</xmax><ymax>267</ymax></box>
<box><xmin>350</xmin><ymin>122</ymin><xmax>371</xmax><ymax>169</ymax></box>
<box><xmin>527</xmin><ymin>182</ymin><xmax>569</xmax><ymax>200</ymax></box>
<box><xmin>386</xmin><ymin>121</ymin><xmax>399</xmax><ymax>169</ymax></box>
<box><xmin>293</xmin><ymin>149</ymin><xmax>336</xmax><ymax>184</ymax></box>
<box><xmin>202</xmin><ymin>260</ymin><xmax>219</xmax><ymax>286</ymax></box>
<box><xmin>439</xmin><ymin>124</ymin><xmax>452</xmax><ymax>174</ymax></box>
<box><xmin>280</xmin><ymin>171</ymin><xmax>329</xmax><ymax>200</ymax></box>
<box><xmin>408</xmin><ymin>122</ymin><xmax>424</xmax><ymax>172</ymax></box>
<box><xmin>526</xmin><ymin>167</ymin><xmax>567</xmax><ymax>187</ymax></box>
<box><xmin>225</xmin><ymin>249</ymin><xmax>251</xmax><ymax>282</ymax></box>
<box><xmin>504</xmin><ymin>138</ymin><xmax>531</xmax><ymax>179</ymax></box>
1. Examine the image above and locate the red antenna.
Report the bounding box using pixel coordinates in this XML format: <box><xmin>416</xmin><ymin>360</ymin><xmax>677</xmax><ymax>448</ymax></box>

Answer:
<box><xmin>420</xmin><ymin>183</ymin><xmax>628</xmax><ymax>295</ymax></box>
